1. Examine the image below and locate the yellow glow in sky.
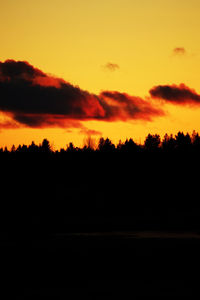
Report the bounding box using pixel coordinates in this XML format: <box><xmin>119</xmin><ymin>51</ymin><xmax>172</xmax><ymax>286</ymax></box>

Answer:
<box><xmin>1</xmin><ymin>0</ymin><xmax>200</xmax><ymax>149</ymax></box>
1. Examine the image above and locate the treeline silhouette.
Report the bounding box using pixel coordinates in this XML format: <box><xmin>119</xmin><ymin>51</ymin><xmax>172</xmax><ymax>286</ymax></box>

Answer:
<box><xmin>1</xmin><ymin>130</ymin><xmax>200</xmax><ymax>236</ymax></box>
<box><xmin>1</xmin><ymin>130</ymin><xmax>200</xmax><ymax>154</ymax></box>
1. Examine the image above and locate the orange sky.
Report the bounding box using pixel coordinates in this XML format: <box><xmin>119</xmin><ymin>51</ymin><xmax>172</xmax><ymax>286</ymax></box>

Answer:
<box><xmin>1</xmin><ymin>0</ymin><xmax>200</xmax><ymax>149</ymax></box>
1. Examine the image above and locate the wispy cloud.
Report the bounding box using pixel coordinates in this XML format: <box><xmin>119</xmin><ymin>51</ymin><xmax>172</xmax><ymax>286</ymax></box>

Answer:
<box><xmin>79</xmin><ymin>128</ymin><xmax>102</xmax><ymax>136</ymax></box>
<box><xmin>173</xmin><ymin>47</ymin><xmax>186</xmax><ymax>55</ymax></box>
<box><xmin>103</xmin><ymin>62</ymin><xmax>120</xmax><ymax>71</ymax></box>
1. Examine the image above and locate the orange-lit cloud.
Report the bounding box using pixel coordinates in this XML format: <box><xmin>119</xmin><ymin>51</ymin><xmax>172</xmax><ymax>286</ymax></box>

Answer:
<box><xmin>0</xmin><ymin>119</ymin><xmax>19</xmax><ymax>129</ymax></box>
<box><xmin>0</xmin><ymin>60</ymin><xmax>164</xmax><ymax>129</ymax></box>
<box><xmin>149</xmin><ymin>83</ymin><xmax>200</xmax><ymax>106</ymax></box>
<box><xmin>100</xmin><ymin>91</ymin><xmax>164</xmax><ymax>121</ymax></box>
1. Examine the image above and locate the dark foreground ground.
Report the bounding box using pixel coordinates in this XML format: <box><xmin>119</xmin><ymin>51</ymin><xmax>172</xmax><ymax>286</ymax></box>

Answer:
<box><xmin>2</xmin><ymin>231</ymin><xmax>200</xmax><ymax>298</ymax></box>
<box><xmin>1</xmin><ymin>151</ymin><xmax>200</xmax><ymax>297</ymax></box>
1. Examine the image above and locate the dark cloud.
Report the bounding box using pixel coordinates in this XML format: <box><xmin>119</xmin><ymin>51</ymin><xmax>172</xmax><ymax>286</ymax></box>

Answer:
<box><xmin>173</xmin><ymin>47</ymin><xmax>186</xmax><ymax>55</ymax></box>
<box><xmin>0</xmin><ymin>59</ymin><xmax>164</xmax><ymax>128</ymax></box>
<box><xmin>0</xmin><ymin>60</ymin><xmax>105</xmax><ymax>127</ymax></box>
<box><xmin>149</xmin><ymin>84</ymin><xmax>200</xmax><ymax>105</ymax></box>
<box><xmin>100</xmin><ymin>91</ymin><xmax>164</xmax><ymax>121</ymax></box>
<box><xmin>0</xmin><ymin>60</ymin><xmax>45</xmax><ymax>80</ymax></box>
<box><xmin>103</xmin><ymin>62</ymin><xmax>120</xmax><ymax>71</ymax></box>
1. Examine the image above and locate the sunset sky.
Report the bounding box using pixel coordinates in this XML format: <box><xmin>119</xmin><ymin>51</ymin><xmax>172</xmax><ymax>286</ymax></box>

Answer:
<box><xmin>1</xmin><ymin>0</ymin><xmax>200</xmax><ymax>149</ymax></box>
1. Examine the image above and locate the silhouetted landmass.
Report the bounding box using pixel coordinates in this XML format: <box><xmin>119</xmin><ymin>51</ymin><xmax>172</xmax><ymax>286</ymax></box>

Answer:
<box><xmin>2</xmin><ymin>131</ymin><xmax>200</xmax><ymax>297</ymax></box>
<box><xmin>0</xmin><ymin>131</ymin><xmax>200</xmax><ymax>235</ymax></box>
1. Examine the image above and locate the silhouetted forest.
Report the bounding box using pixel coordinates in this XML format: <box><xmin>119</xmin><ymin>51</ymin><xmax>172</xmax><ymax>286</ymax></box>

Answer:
<box><xmin>1</xmin><ymin>130</ymin><xmax>200</xmax><ymax>154</ymax></box>
<box><xmin>2</xmin><ymin>131</ymin><xmax>200</xmax><ymax>297</ymax></box>
<box><xmin>1</xmin><ymin>130</ymin><xmax>200</xmax><ymax>235</ymax></box>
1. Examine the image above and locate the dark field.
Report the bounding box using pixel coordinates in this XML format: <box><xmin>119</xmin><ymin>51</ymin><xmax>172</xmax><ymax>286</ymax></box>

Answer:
<box><xmin>1</xmin><ymin>147</ymin><xmax>200</xmax><ymax>298</ymax></box>
<box><xmin>2</xmin><ymin>231</ymin><xmax>200</xmax><ymax>298</ymax></box>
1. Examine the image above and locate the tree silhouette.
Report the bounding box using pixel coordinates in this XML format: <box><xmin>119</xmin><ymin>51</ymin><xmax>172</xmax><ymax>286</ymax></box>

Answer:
<box><xmin>21</xmin><ymin>144</ymin><xmax>28</xmax><ymax>152</ymax></box>
<box><xmin>11</xmin><ymin>145</ymin><xmax>16</xmax><ymax>152</ymax></box>
<box><xmin>144</xmin><ymin>134</ymin><xmax>161</xmax><ymax>151</ymax></box>
<box><xmin>98</xmin><ymin>137</ymin><xmax>115</xmax><ymax>152</ymax></box>
<box><xmin>192</xmin><ymin>131</ymin><xmax>200</xmax><ymax>152</ymax></box>
<box><xmin>29</xmin><ymin>141</ymin><xmax>39</xmax><ymax>153</ymax></box>
<box><xmin>175</xmin><ymin>132</ymin><xmax>191</xmax><ymax>152</ymax></box>
<box><xmin>41</xmin><ymin>139</ymin><xmax>51</xmax><ymax>153</ymax></box>
<box><xmin>2</xmin><ymin>130</ymin><xmax>200</xmax><ymax>155</ymax></box>
<box><xmin>162</xmin><ymin>134</ymin><xmax>176</xmax><ymax>152</ymax></box>
<box><xmin>4</xmin><ymin>146</ymin><xmax>8</xmax><ymax>153</ymax></box>
<box><xmin>66</xmin><ymin>142</ymin><xmax>76</xmax><ymax>152</ymax></box>
<box><xmin>118</xmin><ymin>138</ymin><xmax>139</xmax><ymax>152</ymax></box>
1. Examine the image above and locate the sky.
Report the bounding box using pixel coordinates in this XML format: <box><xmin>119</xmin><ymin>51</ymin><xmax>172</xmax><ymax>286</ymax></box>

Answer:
<box><xmin>1</xmin><ymin>0</ymin><xmax>200</xmax><ymax>149</ymax></box>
